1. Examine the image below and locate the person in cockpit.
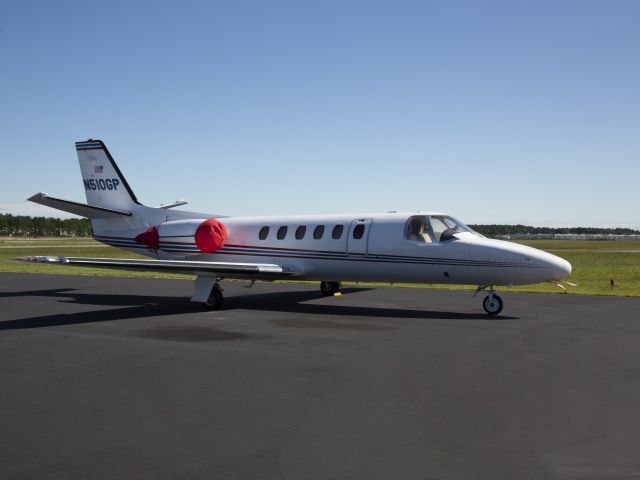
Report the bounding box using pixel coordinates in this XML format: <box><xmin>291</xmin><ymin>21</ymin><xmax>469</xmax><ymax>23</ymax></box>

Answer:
<box><xmin>406</xmin><ymin>216</ymin><xmax>433</xmax><ymax>243</ymax></box>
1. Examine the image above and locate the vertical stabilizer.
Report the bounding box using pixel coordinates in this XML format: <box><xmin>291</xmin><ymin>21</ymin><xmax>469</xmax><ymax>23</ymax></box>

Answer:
<box><xmin>76</xmin><ymin>139</ymin><xmax>140</xmax><ymax>211</ymax></box>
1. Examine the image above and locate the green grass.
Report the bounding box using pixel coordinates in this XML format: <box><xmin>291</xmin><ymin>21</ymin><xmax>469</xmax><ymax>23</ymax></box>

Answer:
<box><xmin>2</xmin><ymin>237</ymin><xmax>639</xmax><ymax>297</ymax></box>
<box><xmin>0</xmin><ymin>237</ymin><xmax>191</xmax><ymax>279</ymax></box>
<box><xmin>513</xmin><ymin>239</ymin><xmax>640</xmax><ymax>251</ymax></box>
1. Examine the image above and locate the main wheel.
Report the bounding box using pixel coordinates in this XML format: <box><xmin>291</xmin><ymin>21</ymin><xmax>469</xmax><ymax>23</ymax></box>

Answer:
<box><xmin>320</xmin><ymin>281</ymin><xmax>342</xmax><ymax>296</ymax></box>
<box><xmin>483</xmin><ymin>294</ymin><xmax>503</xmax><ymax>315</ymax></box>
<box><xmin>202</xmin><ymin>284</ymin><xmax>223</xmax><ymax>311</ymax></box>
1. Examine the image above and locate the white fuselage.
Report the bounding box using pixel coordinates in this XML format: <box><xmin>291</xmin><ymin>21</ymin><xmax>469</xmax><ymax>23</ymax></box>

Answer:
<box><xmin>95</xmin><ymin>211</ymin><xmax>571</xmax><ymax>286</ymax></box>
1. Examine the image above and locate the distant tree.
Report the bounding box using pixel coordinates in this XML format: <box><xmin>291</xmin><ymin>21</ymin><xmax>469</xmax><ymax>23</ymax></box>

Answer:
<box><xmin>0</xmin><ymin>214</ymin><xmax>92</xmax><ymax>237</ymax></box>
<box><xmin>468</xmin><ymin>224</ymin><xmax>640</xmax><ymax>237</ymax></box>
<box><xmin>1</xmin><ymin>214</ymin><xmax>638</xmax><ymax>238</ymax></box>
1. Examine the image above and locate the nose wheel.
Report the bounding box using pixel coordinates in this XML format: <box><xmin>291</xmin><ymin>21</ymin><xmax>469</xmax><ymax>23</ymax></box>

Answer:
<box><xmin>483</xmin><ymin>293</ymin><xmax>503</xmax><ymax>315</ymax></box>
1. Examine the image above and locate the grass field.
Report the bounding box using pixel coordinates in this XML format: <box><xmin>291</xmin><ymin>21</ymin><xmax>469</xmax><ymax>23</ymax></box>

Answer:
<box><xmin>1</xmin><ymin>237</ymin><xmax>639</xmax><ymax>297</ymax></box>
<box><xmin>0</xmin><ymin>237</ymin><xmax>191</xmax><ymax>279</ymax></box>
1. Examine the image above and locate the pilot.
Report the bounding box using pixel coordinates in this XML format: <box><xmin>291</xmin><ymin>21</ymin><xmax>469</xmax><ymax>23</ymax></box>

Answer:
<box><xmin>418</xmin><ymin>223</ymin><xmax>433</xmax><ymax>243</ymax></box>
<box><xmin>407</xmin><ymin>217</ymin><xmax>433</xmax><ymax>243</ymax></box>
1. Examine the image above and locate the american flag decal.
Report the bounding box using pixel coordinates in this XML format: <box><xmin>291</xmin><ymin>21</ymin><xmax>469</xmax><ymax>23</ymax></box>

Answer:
<box><xmin>95</xmin><ymin>165</ymin><xmax>103</xmax><ymax>174</ymax></box>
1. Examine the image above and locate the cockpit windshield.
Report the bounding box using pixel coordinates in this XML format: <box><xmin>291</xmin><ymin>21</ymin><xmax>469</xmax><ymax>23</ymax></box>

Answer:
<box><xmin>405</xmin><ymin>215</ymin><xmax>479</xmax><ymax>243</ymax></box>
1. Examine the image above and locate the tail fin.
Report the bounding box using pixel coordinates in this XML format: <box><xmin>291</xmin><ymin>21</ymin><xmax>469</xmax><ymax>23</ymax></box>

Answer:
<box><xmin>76</xmin><ymin>139</ymin><xmax>141</xmax><ymax>211</ymax></box>
<box><xmin>28</xmin><ymin>139</ymin><xmax>216</xmax><ymax>237</ymax></box>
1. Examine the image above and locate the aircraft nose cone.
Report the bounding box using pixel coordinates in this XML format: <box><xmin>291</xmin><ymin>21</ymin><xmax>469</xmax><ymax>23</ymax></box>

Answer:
<box><xmin>548</xmin><ymin>255</ymin><xmax>572</xmax><ymax>280</ymax></box>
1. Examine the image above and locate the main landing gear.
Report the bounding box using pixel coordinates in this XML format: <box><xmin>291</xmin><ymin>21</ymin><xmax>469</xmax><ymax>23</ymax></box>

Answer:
<box><xmin>320</xmin><ymin>281</ymin><xmax>342</xmax><ymax>296</ymax></box>
<box><xmin>474</xmin><ymin>286</ymin><xmax>504</xmax><ymax>315</ymax></box>
<box><xmin>203</xmin><ymin>282</ymin><xmax>224</xmax><ymax>311</ymax></box>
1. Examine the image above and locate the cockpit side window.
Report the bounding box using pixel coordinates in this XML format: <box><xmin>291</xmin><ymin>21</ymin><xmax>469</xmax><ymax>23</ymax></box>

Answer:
<box><xmin>430</xmin><ymin>215</ymin><xmax>476</xmax><ymax>241</ymax></box>
<box><xmin>429</xmin><ymin>216</ymin><xmax>450</xmax><ymax>242</ymax></box>
<box><xmin>406</xmin><ymin>215</ymin><xmax>478</xmax><ymax>243</ymax></box>
<box><xmin>405</xmin><ymin>216</ymin><xmax>433</xmax><ymax>244</ymax></box>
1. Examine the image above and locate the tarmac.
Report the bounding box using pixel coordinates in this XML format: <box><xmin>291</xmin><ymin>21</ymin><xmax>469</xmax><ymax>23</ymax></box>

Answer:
<box><xmin>2</xmin><ymin>272</ymin><xmax>640</xmax><ymax>479</ymax></box>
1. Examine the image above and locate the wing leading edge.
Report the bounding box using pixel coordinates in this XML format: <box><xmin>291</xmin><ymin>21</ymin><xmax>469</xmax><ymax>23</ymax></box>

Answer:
<box><xmin>15</xmin><ymin>256</ymin><xmax>296</xmax><ymax>277</ymax></box>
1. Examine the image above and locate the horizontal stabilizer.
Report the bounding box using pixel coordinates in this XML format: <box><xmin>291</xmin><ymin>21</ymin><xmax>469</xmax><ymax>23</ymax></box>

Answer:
<box><xmin>14</xmin><ymin>256</ymin><xmax>294</xmax><ymax>276</ymax></box>
<box><xmin>27</xmin><ymin>193</ymin><xmax>132</xmax><ymax>218</ymax></box>
<box><xmin>158</xmin><ymin>200</ymin><xmax>188</xmax><ymax>209</ymax></box>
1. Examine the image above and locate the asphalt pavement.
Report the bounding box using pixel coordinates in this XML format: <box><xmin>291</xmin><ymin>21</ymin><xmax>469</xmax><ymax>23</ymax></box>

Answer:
<box><xmin>2</xmin><ymin>273</ymin><xmax>640</xmax><ymax>479</ymax></box>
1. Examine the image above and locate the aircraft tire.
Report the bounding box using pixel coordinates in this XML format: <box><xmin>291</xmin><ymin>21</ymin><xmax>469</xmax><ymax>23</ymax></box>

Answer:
<box><xmin>202</xmin><ymin>284</ymin><xmax>224</xmax><ymax>310</ymax></box>
<box><xmin>320</xmin><ymin>281</ymin><xmax>341</xmax><ymax>296</ymax></box>
<box><xmin>483</xmin><ymin>294</ymin><xmax>503</xmax><ymax>315</ymax></box>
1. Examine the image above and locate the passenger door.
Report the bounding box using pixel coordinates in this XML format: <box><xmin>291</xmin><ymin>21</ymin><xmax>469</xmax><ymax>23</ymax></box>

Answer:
<box><xmin>347</xmin><ymin>219</ymin><xmax>372</xmax><ymax>255</ymax></box>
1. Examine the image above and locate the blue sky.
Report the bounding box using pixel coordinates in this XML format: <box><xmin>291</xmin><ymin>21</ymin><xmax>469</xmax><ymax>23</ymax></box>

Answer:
<box><xmin>1</xmin><ymin>0</ymin><xmax>638</xmax><ymax>227</ymax></box>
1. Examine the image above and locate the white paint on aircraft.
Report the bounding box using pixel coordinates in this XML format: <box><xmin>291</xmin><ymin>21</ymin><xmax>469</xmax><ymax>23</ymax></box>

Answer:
<box><xmin>21</xmin><ymin>139</ymin><xmax>572</xmax><ymax>315</ymax></box>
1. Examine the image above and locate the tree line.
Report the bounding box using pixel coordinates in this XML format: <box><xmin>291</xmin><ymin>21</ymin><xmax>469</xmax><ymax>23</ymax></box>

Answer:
<box><xmin>468</xmin><ymin>224</ymin><xmax>640</xmax><ymax>236</ymax></box>
<box><xmin>0</xmin><ymin>214</ymin><xmax>92</xmax><ymax>237</ymax></box>
<box><xmin>1</xmin><ymin>214</ymin><xmax>638</xmax><ymax>238</ymax></box>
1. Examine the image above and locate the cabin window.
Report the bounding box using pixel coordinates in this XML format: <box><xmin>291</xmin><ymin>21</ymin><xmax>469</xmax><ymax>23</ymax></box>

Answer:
<box><xmin>259</xmin><ymin>226</ymin><xmax>270</xmax><ymax>240</ymax></box>
<box><xmin>332</xmin><ymin>225</ymin><xmax>344</xmax><ymax>239</ymax></box>
<box><xmin>295</xmin><ymin>225</ymin><xmax>306</xmax><ymax>240</ymax></box>
<box><xmin>353</xmin><ymin>224</ymin><xmax>365</xmax><ymax>239</ymax></box>
<box><xmin>405</xmin><ymin>216</ymin><xmax>433</xmax><ymax>243</ymax></box>
<box><xmin>277</xmin><ymin>226</ymin><xmax>288</xmax><ymax>240</ymax></box>
<box><xmin>313</xmin><ymin>225</ymin><xmax>325</xmax><ymax>239</ymax></box>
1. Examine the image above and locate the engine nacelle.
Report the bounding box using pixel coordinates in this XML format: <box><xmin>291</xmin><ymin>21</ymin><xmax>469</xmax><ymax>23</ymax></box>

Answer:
<box><xmin>135</xmin><ymin>218</ymin><xmax>227</xmax><ymax>253</ymax></box>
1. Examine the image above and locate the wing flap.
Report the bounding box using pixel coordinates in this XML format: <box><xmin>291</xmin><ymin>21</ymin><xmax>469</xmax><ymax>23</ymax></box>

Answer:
<box><xmin>15</xmin><ymin>256</ymin><xmax>295</xmax><ymax>276</ymax></box>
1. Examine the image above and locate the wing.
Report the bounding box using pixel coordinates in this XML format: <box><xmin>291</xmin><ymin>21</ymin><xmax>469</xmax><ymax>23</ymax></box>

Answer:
<box><xmin>15</xmin><ymin>256</ymin><xmax>297</xmax><ymax>277</ymax></box>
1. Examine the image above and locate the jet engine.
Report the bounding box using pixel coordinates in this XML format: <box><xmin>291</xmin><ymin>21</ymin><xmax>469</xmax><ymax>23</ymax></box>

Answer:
<box><xmin>135</xmin><ymin>218</ymin><xmax>227</xmax><ymax>253</ymax></box>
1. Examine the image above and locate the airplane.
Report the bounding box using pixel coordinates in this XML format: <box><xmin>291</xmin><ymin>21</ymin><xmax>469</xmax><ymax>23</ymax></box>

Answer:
<box><xmin>17</xmin><ymin>139</ymin><xmax>572</xmax><ymax>315</ymax></box>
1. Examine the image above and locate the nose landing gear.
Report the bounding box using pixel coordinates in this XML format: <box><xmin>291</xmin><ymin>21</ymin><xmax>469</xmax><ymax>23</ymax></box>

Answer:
<box><xmin>474</xmin><ymin>285</ymin><xmax>504</xmax><ymax>315</ymax></box>
<box><xmin>482</xmin><ymin>292</ymin><xmax>503</xmax><ymax>315</ymax></box>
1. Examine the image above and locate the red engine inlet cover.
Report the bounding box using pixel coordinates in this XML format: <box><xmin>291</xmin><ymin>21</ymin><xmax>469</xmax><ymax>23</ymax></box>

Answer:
<box><xmin>195</xmin><ymin>219</ymin><xmax>227</xmax><ymax>253</ymax></box>
<box><xmin>134</xmin><ymin>226</ymin><xmax>160</xmax><ymax>250</ymax></box>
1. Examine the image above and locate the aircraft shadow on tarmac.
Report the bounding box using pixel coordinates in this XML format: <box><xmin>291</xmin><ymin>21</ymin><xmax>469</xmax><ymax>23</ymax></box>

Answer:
<box><xmin>0</xmin><ymin>287</ymin><xmax>517</xmax><ymax>330</ymax></box>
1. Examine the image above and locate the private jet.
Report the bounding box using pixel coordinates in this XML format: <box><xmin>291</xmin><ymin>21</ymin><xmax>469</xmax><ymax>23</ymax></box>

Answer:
<box><xmin>17</xmin><ymin>140</ymin><xmax>572</xmax><ymax>315</ymax></box>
